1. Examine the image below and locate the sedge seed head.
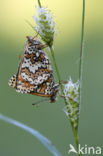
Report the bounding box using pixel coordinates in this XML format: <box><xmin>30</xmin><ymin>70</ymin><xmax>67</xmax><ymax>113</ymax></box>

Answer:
<box><xmin>34</xmin><ymin>6</ymin><xmax>56</xmax><ymax>47</ymax></box>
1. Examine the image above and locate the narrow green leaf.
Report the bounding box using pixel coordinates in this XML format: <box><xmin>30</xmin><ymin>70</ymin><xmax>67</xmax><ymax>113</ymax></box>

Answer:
<box><xmin>0</xmin><ymin>113</ymin><xmax>62</xmax><ymax>156</ymax></box>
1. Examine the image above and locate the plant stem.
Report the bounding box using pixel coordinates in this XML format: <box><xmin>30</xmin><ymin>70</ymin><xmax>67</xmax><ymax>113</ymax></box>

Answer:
<box><xmin>50</xmin><ymin>46</ymin><xmax>64</xmax><ymax>94</ymax></box>
<box><xmin>71</xmin><ymin>126</ymin><xmax>81</xmax><ymax>156</ymax></box>
<box><xmin>50</xmin><ymin>46</ymin><xmax>81</xmax><ymax>155</ymax></box>
<box><xmin>37</xmin><ymin>0</ymin><xmax>84</xmax><ymax>155</ymax></box>
<box><xmin>79</xmin><ymin>0</ymin><xmax>85</xmax><ymax>109</ymax></box>
<box><xmin>38</xmin><ymin>0</ymin><xmax>42</xmax><ymax>8</ymax></box>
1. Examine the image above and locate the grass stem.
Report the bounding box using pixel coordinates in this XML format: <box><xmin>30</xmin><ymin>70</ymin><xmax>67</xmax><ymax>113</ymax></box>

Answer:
<box><xmin>38</xmin><ymin>0</ymin><xmax>42</xmax><ymax>8</ymax></box>
<box><xmin>37</xmin><ymin>0</ymin><xmax>86</xmax><ymax>155</ymax></box>
<box><xmin>50</xmin><ymin>46</ymin><xmax>81</xmax><ymax>155</ymax></box>
<box><xmin>79</xmin><ymin>0</ymin><xmax>85</xmax><ymax>111</ymax></box>
<box><xmin>50</xmin><ymin>46</ymin><xmax>64</xmax><ymax>93</ymax></box>
<box><xmin>0</xmin><ymin>113</ymin><xmax>62</xmax><ymax>156</ymax></box>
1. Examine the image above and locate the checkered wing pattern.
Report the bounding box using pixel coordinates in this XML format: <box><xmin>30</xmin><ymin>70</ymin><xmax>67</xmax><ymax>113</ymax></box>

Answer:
<box><xmin>9</xmin><ymin>37</ymin><xmax>59</xmax><ymax>102</ymax></box>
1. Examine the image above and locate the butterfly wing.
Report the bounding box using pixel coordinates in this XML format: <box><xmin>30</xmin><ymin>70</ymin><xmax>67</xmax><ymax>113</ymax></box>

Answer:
<box><xmin>9</xmin><ymin>61</ymin><xmax>37</xmax><ymax>94</ymax></box>
<box><xmin>9</xmin><ymin>37</ymin><xmax>59</xmax><ymax>101</ymax></box>
<box><xmin>20</xmin><ymin>47</ymin><xmax>52</xmax><ymax>86</ymax></box>
<box><xmin>30</xmin><ymin>76</ymin><xmax>55</xmax><ymax>97</ymax></box>
<box><xmin>16</xmin><ymin>40</ymin><xmax>56</xmax><ymax>96</ymax></box>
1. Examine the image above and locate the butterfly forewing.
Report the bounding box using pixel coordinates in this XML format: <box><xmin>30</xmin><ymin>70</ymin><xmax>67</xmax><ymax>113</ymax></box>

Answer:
<box><xmin>9</xmin><ymin>36</ymin><xmax>59</xmax><ymax>102</ymax></box>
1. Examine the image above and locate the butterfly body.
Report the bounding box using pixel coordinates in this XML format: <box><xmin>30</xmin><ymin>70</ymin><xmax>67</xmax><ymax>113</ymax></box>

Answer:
<box><xmin>9</xmin><ymin>36</ymin><xmax>59</xmax><ymax>102</ymax></box>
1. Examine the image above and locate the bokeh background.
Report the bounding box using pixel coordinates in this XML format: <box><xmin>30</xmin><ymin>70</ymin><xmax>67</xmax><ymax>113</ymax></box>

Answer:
<box><xmin>0</xmin><ymin>0</ymin><xmax>103</xmax><ymax>156</ymax></box>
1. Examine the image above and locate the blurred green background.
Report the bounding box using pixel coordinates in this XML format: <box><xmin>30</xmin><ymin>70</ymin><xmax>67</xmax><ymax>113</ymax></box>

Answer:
<box><xmin>0</xmin><ymin>0</ymin><xmax>103</xmax><ymax>156</ymax></box>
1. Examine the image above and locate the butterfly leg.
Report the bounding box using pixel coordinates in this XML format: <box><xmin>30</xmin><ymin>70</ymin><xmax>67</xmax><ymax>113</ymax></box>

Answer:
<box><xmin>38</xmin><ymin>44</ymin><xmax>48</xmax><ymax>50</ymax></box>
<box><xmin>32</xmin><ymin>98</ymin><xmax>50</xmax><ymax>106</ymax></box>
<box><xmin>59</xmin><ymin>80</ymin><xmax>68</xmax><ymax>85</ymax></box>
<box><xmin>32</xmin><ymin>103</ymin><xmax>40</xmax><ymax>107</ymax></box>
<box><xmin>59</xmin><ymin>94</ymin><xmax>74</xmax><ymax>102</ymax></box>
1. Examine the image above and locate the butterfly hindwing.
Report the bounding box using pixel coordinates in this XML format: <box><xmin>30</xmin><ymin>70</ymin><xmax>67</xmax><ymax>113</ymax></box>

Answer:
<box><xmin>8</xmin><ymin>75</ymin><xmax>16</xmax><ymax>88</ymax></box>
<box><xmin>30</xmin><ymin>77</ymin><xmax>55</xmax><ymax>97</ymax></box>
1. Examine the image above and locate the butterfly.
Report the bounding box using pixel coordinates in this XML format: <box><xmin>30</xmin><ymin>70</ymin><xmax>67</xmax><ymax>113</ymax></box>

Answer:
<box><xmin>8</xmin><ymin>36</ymin><xmax>59</xmax><ymax>103</ymax></box>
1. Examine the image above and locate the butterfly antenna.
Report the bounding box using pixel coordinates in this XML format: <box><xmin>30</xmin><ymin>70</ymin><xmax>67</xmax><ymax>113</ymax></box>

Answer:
<box><xmin>34</xmin><ymin>31</ymin><xmax>39</xmax><ymax>38</ymax></box>
<box><xmin>25</xmin><ymin>19</ymin><xmax>37</xmax><ymax>33</ymax></box>
<box><xmin>32</xmin><ymin>98</ymin><xmax>50</xmax><ymax>106</ymax></box>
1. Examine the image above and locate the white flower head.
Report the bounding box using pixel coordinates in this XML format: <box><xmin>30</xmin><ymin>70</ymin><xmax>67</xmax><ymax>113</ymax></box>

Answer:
<box><xmin>63</xmin><ymin>78</ymin><xmax>80</xmax><ymax>128</ymax></box>
<box><xmin>34</xmin><ymin>6</ymin><xmax>56</xmax><ymax>47</ymax></box>
<box><xmin>64</xmin><ymin>78</ymin><xmax>80</xmax><ymax>102</ymax></box>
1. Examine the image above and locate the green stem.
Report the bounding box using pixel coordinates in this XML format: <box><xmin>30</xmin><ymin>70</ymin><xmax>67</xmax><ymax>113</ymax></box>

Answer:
<box><xmin>79</xmin><ymin>0</ymin><xmax>85</xmax><ymax>108</ymax></box>
<box><xmin>38</xmin><ymin>0</ymin><xmax>42</xmax><ymax>8</ymax></box>
<box><xmin>50</xmin><ymin>46</ymin><xmax>81</xmax><ymax>155</ymax></box>
<box><xmin>50</xmin><ymin>46</ymin><xmax>64</xmax><ymax>94</ymax></box>
<box><xmin>71</xmin><ymin>126</ymin><xmax>79</xmax><ymax>151</ymax></box>
<box><xmin>71</xmin><ymin>124</ymin><xmax>79</xmax><ymax>148</ymax></box>
<box><xmin>37</xmin><ymin>0</ymin><xmax>83</xmax><ymax>155</ymax></box>
<box><xmin>71</xmin><ymin>125</ymin><xmax>82</xmax><ymax>156</ymax></box>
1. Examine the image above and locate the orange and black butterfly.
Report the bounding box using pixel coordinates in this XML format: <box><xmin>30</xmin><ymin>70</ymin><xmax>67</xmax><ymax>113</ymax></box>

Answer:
<box><xmin>8</xmin><ymin>36</ymin><xmax>59</xmax><ymax>102</ymax></box>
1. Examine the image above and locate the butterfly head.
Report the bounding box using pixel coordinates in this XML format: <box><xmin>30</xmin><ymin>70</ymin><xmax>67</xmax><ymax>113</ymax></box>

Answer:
<box><xmin>26</xmin><ymin>36</ymin><xmax>47</xmax><ymax>50</ymax></box>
